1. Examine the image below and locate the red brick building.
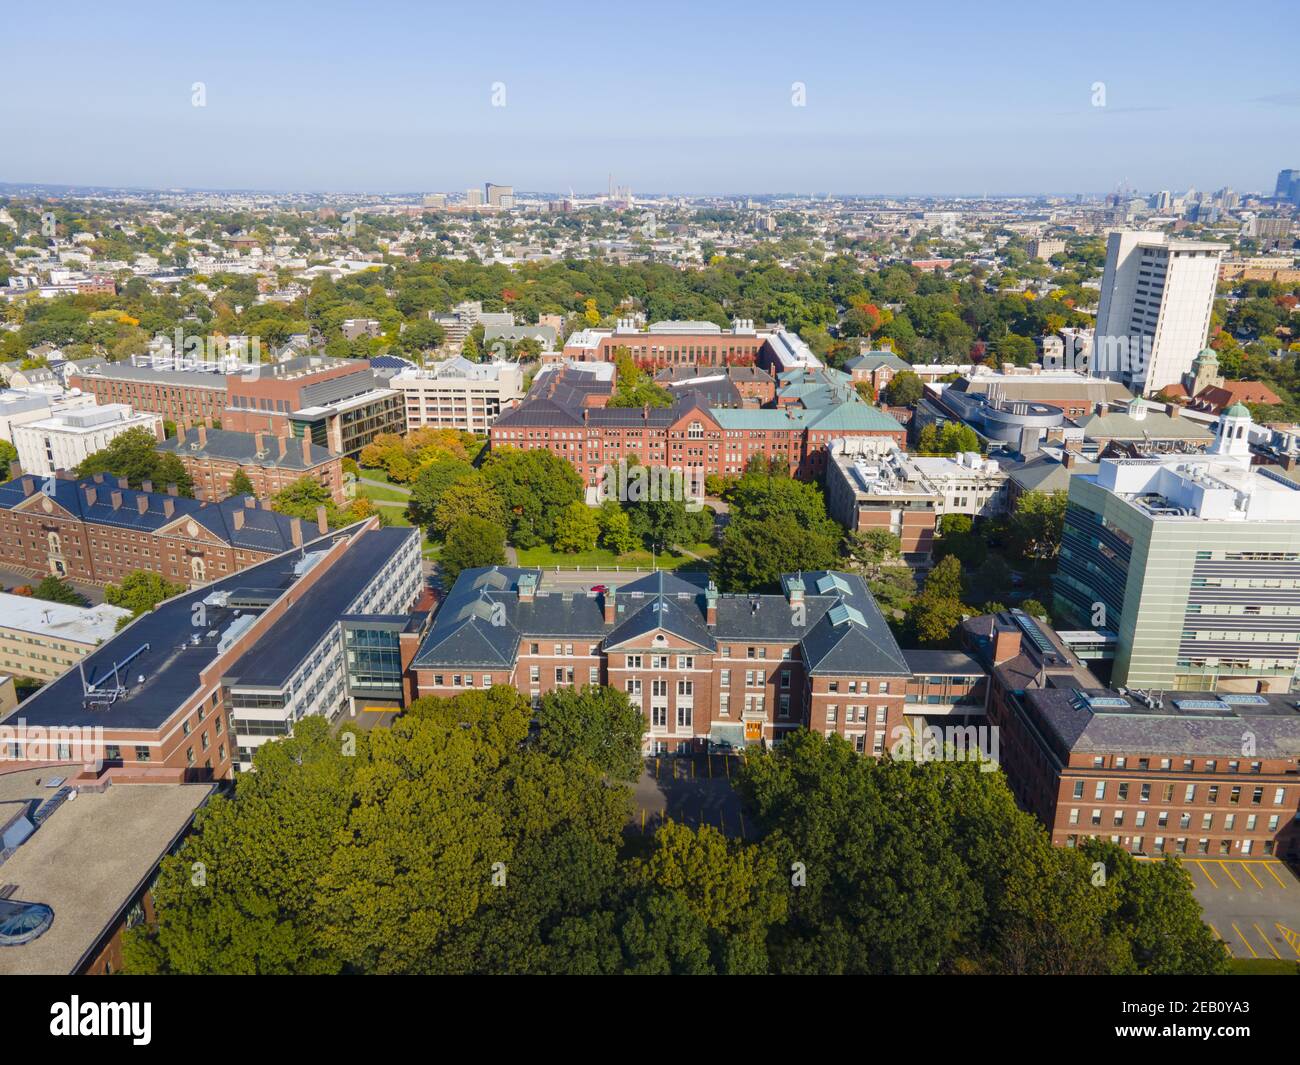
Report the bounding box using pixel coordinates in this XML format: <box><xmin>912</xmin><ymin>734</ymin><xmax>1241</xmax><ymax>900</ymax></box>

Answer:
<box><xmin>0</xmin><ymin>467</ymin><xmax>320</xmax><ymax>586</ymax></box>
<box><xmin>963</xmin><ymin>610</ymin><xmax>1300</xmax><ymax>861</ymax></box>
<box><xmin>490</xmin><ymin>364</ymin><xmax>906</xmax><ymax>487</ymax></box>
<box><xmin>156</xmin><ymin>425</ymin><xmax>345</xmax><ymax>504</ymax></box>
<box><xmin>70</xmin><ymin>364</ymin><xmax>227</xmax><ymax>430</ymax></box>
<box><xmin>412</xmin><ymin>568</ymin><xmax>912</xmax><ymax>754</ymax></box>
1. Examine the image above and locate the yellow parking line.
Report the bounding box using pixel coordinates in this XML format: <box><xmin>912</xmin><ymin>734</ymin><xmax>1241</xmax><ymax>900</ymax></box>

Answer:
<box><xmin>1193</xmin><ymin>860</ymin><xmax>1219</xmax><ymax>889</ymax></box>
<box><xmin>1217</xmin><ymin>861</ymin><xmax>1243</xmax><ymax>890</ymax></box>
<box><xmin>1264</xmin><ymin>862</ymin><xmax>1288</xmax><ymax>889</ymax></box>
<box><xmin>1231</xmin><ymin>922</ymin><xmax>1258</xmax><ymax>958</ymax></box>
<box><xmin>1207</xmin><ymin>922</ymin><xmax>1223</xmax><ymax>943</ymax></box>
<box><xmin>1253</xmin><ymin>923</ymin><xmax>1283</xmax><ymax>960</ymax></box>
<box><xmin>1239</xmin><ymin>862</ymin><xmax>1265</xmax><ymax>889</ymax></box>
<box><xmin>1276</xmin><ymin>924</ymin><xmax>1300</xmax><ymax>959</ymax></box>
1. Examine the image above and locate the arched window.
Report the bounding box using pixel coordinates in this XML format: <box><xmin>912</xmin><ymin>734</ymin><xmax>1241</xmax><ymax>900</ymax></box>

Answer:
<box><xmin>191</xmin><ymin>556</ymin><xmax>206</xmax><ymax>582</ymax></box>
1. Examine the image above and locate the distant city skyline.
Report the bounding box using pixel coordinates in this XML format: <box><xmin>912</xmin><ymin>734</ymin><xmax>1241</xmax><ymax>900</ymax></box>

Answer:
<box><xmin>3</xmin><ymin>0</ymin><xmax>1299</xmax><ymax>196</ymax></box>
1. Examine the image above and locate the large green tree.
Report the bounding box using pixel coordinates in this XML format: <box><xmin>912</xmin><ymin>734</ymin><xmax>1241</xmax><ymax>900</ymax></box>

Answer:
<box><xmin>76</xmin><ymin>426</ymin><xmax>194</xmax><ymax>497</ymax></box>
<box><xmin>482</xmin><ymin>447</ymin><xmax>583</xmax><ymax>548</ymax></box>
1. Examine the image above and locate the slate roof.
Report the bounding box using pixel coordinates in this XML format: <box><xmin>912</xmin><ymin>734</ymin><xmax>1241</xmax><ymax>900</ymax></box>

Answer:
<box><xmin>845</xmin><ymin>351</ymin><xmax>911</xmax><ymax>374</ymax></box>
<box><xmin>156</xmin><ymin>427</ymin><xmax>335</xmax><ymax>470</ymax></box>
<box><xmin>0</xmin><ymin>473</ymin><xmax>307</xmax><ymax>552</ymax></box>
<box><xmin>1025</xmin><ymin>687</ymin><xmax>1300</xmax><ymax>760</ymax></box>
<box><xmin>413</xmin><ymin>566</ymin><xmax>909</xmax><ymax>676</ymax></box>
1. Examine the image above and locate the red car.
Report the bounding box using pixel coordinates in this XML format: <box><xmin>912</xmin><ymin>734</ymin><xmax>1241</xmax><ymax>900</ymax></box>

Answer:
<box><xmin>590</xmin><ymin>584</ymin><xmax>609</xmax><ymax>595</ymax></box>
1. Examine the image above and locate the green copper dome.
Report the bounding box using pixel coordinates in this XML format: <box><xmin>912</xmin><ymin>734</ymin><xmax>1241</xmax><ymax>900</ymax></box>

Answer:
<box><xmin>1222</xmin><ymin>402</ymin><xmax>1251</xmax><ymax>418</ymax></box>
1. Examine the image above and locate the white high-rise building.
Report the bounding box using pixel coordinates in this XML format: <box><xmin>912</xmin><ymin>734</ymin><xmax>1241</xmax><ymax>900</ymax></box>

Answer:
<box><xmin>1092</xmin><ymin>231</ymin><xmax>1226</xmax><ymax>395</ymax></box>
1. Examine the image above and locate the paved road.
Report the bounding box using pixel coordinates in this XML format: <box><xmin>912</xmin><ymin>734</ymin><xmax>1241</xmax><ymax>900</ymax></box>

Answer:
<box><xmin>359</xmin><ymin>476</ymin><xmax>410</xmax><ymax>495</ymax></box>
<box><xmin>0</xmin><ymin>566</ymin><xmax>105</xmax><ymax>604</ymax></box>
<box><xmin>532</xmin><ymin>567</ymin><xmax>711</xmax><ymax>592</ymax></box>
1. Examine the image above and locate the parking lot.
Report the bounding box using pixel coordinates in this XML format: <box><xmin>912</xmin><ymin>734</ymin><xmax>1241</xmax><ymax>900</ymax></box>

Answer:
<box><xmin>1179</xmin><ymin>857</ymin><xmax>1300</xmax><ymax>961</ymax></box>
<box><xmin>630</xmin><ymin>753</ymin><xmax>754</xmax><ymax>840</ymax></box>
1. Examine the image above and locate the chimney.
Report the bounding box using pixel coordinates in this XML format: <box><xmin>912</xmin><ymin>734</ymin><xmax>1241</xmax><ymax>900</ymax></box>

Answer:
<box><xmin>1062</xmin><ymin>451</ymin><xmax>1078</xmax><ymax>469</ymax></box>
<box><xmin>706</xmin><ymin>580</ymin><xmax>718</xmax><ymax>626</ymax></box>
<box><xmin>163</xmin><ymin>499</ymin><xmax>174</xmax><ymax>518</ymax></box>
<box><xmin>6</xmin><ymin>460</ymin><xmax>19</xmax><ymax>480</ymax></box>
<box><xmin>244</xmin><ymin>495</ymin><xmax>257</xmax><ymax>507</ymax></box>
<box><xmin>290</xmin><ymin>517</ymin><xmax>303</xmax><ymax>547</ymax></box>
<box><xmin>197</xmin><ymin>424</ymin><xmax>207</xmax><ymax>447</ymax></box>
<box><xmin>21</xmin><ymin>477</ymin><xmax>33</xmax><ymax>497</ymax></box>
<box><xmin>141</xmin><ymin>479</ymin><xmax>153</xmax><ymax>494</ymax></box>
<box><xmin>85</xmin><ymin>486</ymin><xmax>97</xmax><ymax>506</ymax></box>
<box><xmin>233</xmin><ymin>508</ymin><xmax>244</xmax><ymax>530</ymax></box>
<box><xmin>117</xmin><ymin>476</ymin><xmax>128</xmax><ymax>489</ymax></box>
<box><xmin>167</xmin><ymin>482</ymin><xmax>178</xmax><ymax>496</ymax></box>
<box><xmin>1164</xmin><ymin>402</ymin><xmax>1180</xmax><ymax>419</ymax></box>
<box><xmin>301</xmin><ymin>435</ymin><xmax>312</xmax><ymax>464</ymax></box>
<box><xmin>93</xmin><ymin>472</ymin><xmax>105</xmax><ymax>484</ymax></box>
<box><xmin>111</xmin><ymin>490</ymin><xmax>122</xmax><ymax>510</ymax></box>
<box><xmin>518</xmin><ymin>572</ymin><xmax>537</xmax><ymax>603</ymax></box>
<box><xmin>603</xmin><ymin>587</ymin><xmax>616</xmax><ymax>624</ymax></box>
<box><xmin>255</xmin><ymin>431</ymin><xmax>265</xmax><ymax>455</ymax></box>
<box><xmin>135</xmin><ymin>494</ymin><xmax>147</xmax><ymax>514</ymax></box>
<box><xmin>176</xmin><ymin>425</ymin><xmax>186</xmax><ymax>444</ymax></box>
<box><xmin>315</xmin><ymin>505</ymin><xmax>328</xmax><ymax>535</ymax></box>
<box><xmin>1281</xmin><ymin>454</ymin><xmax>1300</xmax><ymax>472</ymax></box>
<box><xmin>1019</xmin><ymin>426</ymin><xmax>1042</xmax><ymax>455</ymax></box>
<box><xmin>992</xmin><ymin>627</ymin><xmax>1022</xmax><ymax>665</ymax></box>
<box><xmin>787</xmin><ymin>576</ymin><xmax>804</xmax><ymax>607</ymax></box>
<box><xmin>278</xmin><ymin>435</ymin><xmax>288</xmax><ymax>460</ymax></box>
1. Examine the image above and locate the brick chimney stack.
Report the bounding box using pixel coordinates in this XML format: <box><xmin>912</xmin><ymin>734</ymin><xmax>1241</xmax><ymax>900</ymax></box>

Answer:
<box><xmin>136</xmin><ymin>495</ymin><xmax>148</xmax><ymax>514</ymax></box>
<box><xmin>706</xmin><ymin>580</ymin><xmax>718</xmax><ymax>626</ymax></box>
<box><xmin>992</xmin><ymin>626</ymin><xmax>1022</xmax><ymax>665</ymax></box>
<box><xmin>197</xmin><ymin>424</ymin><xmax>207</xmax><ymax>447</ymax></box>
<box><xmin>167</xmin><ymin>483</ymin><xmax>178</xmax><ymax>497</ymax></box>
<box><xmin>301</xmin><ymin>435</ymin><xmax>312</xmax><ymax>464</ymax></box>
<box><xmin>84</xmin><ymin>486</ymin><xmax>97</xmax><ymax>506</ymax></box>
<box><xmin>111</xmin><ymin>490</ymin><xmax>123</xmax><ymax>510</ymax></box>
<box><xmin>278</xmin><ymin>435</ymin><xmax>288</xmax><ymax>460</ymax></box>
<box><xmin>176</xmin><ymin>425</ymin><xmax>186</xmax><ymax>444</ymax></box>
<box><xmin>7</xmin><ymin>460</ymin><xmax>19</xmax><ymax>481</ymax></box>
<box><xmin>603</xmin><ymin>587</ymin><xmax>616</xmax><ymax>624</ymax></box>
<box><xmin>163</xmin><ymin>499</ymin><xmax>174</xmax><ymax>518</ymax></box>
<box><xmin>141</xmin><ymin>479</ymin><xmax>153</xmax><ymax>494</ymax></box>
<box><xmin>316</xmin><ymin>505</ymin><xmax>329</xmax><ymax>535</ymax></box>
<box><xmin>255</xmin><ymin>431</ymin><xmax>266</xmax><ymax>455</ymax></box>
<box><xmin>233</xmin><ymin>509</ymin><xmax>244</xmax><ymax>530</ymax></box>
<box><xmin>290</xmin><ymin>517</ymin><xmax>303</xmax><ymax>547</ymax></box>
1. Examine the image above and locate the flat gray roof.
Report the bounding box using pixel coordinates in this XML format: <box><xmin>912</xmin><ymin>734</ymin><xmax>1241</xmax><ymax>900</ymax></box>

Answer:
<box><xmin>0</xmin><ymin>768</ymin><xmax>213</xmax><ymax>974</ymax></box>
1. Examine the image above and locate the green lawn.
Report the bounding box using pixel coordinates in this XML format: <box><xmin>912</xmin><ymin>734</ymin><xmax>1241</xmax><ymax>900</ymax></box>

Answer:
<box><xmin>516</xmin><ymin>543</ymin><xmax>713</xmax><ymax>573</ymax></box>
<box><xmin>359</xmin><ymin>480</ymin><xmax>411</xmax><ymax>503</ymax></box>
<box><xmin>359</xmin><ymin>467</ymin><xmax>392</xmax><ymax>484</ymax></box>
<box><xmin>1229</xmin><ymin>958</ymin><xmax>1299</xmax><ymax>975</ymax></box>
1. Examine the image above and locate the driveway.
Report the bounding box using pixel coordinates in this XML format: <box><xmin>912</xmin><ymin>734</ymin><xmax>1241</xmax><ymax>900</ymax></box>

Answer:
<box><xmin>629</xmin><ymin>753</ymin><xmax>754</xmax><ymax>840</ymax></box>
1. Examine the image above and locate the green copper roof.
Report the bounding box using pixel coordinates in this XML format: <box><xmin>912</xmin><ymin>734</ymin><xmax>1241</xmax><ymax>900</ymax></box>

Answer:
<box><xmin>1223</xmin><ymin>401</ymin><xmax>1251</xmax><ymax>418</ymax></box>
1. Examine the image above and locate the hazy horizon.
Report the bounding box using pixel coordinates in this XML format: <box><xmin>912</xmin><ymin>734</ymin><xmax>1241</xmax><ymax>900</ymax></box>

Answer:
<box><xmin>4</xmin><ymin>0</ymin><xmax>1299</xmax><ymax>197</ymax></box>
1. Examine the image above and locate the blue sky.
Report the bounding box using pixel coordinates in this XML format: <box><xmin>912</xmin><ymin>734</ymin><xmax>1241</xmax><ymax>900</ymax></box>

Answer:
<box><xmin>4</xmin><ymin>0</ymin><xmax>1299</xmax><ymax>195</ymax></box>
